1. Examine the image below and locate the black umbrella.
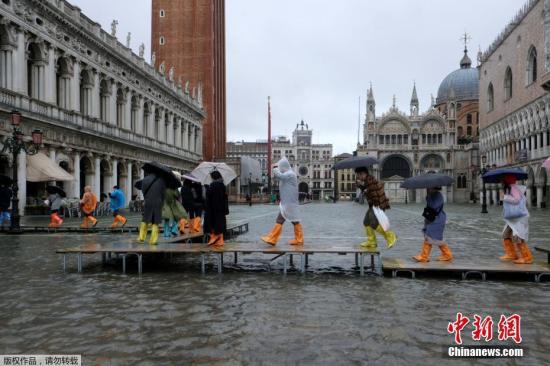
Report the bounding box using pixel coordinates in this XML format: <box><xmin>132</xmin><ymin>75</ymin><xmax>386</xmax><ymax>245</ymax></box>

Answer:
<box><xmin>0</xmin><ymin>175</ymin><xmax>13</xmax><ymax>186</ymax></box>
<box><xmin>46</xmin><ymin>185</ymin><xmax>67</xmax><ymax>198</ymax></box>
<box><xmin>134</xmin><ymin>179</ymin><xmax>143</xmax><ymax>191</ymax></box>
<box><xmin>482</xmin><ymin>168</ymin><xmax>528</xmax><ymax>184</ymax></box>
<box><xmin>401</xmin><ymin>173</ymin><xmax>454</xmax><ymax>189</ymax></box>
<box><xmin>142</xmin><ymin>161</ymin><xmax>182</xmax><ymax>188</ymax></box>
<box><xmin>333</xmin><ymin>156</ymin><xmax>378</xmax><ymax>170</ymax></box>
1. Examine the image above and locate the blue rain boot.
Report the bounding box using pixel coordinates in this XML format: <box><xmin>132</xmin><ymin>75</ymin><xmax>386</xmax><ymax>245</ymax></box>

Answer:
<box><xmin>170</xmin><ymin>220</ymin><xmax>179</xmax><ymax>237</ymax></box>
<box><xmin>163</xmin><ymin>221</ymin><xmax>171</xmax><ymax>238</ymax></box>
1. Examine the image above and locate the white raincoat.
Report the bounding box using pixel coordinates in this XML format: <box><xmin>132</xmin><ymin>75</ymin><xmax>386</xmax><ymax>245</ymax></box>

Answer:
<box><xmin>502</xmin><ymin>184</ymin><xmax>529</xmax><ymax>241</ymax></box>
<box><xmin>274</xmin><ymin>158</ymin><xmax>300</xmax><ymax>223</ymax></box>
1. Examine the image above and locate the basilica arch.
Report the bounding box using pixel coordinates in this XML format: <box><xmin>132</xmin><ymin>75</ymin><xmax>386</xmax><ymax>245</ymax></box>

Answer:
<box><xmin>381</xmin><ymin>155</ymin><xmax>412</xmax><ymax>179</ymax></box>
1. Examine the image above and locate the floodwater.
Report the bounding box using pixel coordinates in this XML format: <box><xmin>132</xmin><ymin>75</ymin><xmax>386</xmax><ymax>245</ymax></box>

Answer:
<box><xmin>0</xmin><ymin>202</ymin><xmax>549</xmax><ymax>365</ymax></box>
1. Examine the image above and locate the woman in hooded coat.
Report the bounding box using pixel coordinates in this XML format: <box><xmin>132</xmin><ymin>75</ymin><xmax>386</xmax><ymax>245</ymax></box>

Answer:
<box><xmin>204</xmin><ymin>170</ymin><xmax>228</xmax><ymax>246</ymax></box>
<box><xmin>412</xmin><ymin>187</ymin><xmax>452</xmax><ymax>262</ymax></box>
<box><xmin>500</xmin><ymin>174</ymin><xmax>532</xmax><ymax>264</ymax></box>
<box><xmin>261</xmin><ymin>158</ymin><xmax>303</xmax><ymax>246</ymax></box>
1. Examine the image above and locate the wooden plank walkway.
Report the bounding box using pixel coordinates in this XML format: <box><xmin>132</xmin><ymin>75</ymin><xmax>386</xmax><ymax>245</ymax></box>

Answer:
<box><xmin>382</xmin><ymin>257</ymin><xmax>550</xmax><ymax>282</ymax></box>
<box><xmin>56</xmin><ymin>242</ymin><xmax>381</xmax><ymax>276</ymax></box>
<box><xmin>0</xmin><ymin>220</ymin><xmax>249</xmax><ymax>237</ymax></box>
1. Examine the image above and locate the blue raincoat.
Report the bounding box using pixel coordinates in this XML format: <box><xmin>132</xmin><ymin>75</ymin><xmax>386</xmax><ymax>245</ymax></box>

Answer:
<box><xmin>422</xmin><ymin>191</ymin><xmax>446</xmax><ymax>241</ymax></box>
<box><xmin>109</xmin><ymin>189</ymin><xmax>126</xmax><ymax>211</ymax></box>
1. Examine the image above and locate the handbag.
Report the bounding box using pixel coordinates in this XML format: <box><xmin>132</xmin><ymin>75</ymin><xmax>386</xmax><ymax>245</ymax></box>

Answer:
<box><xmin>372</xmin><ymin>206</ymin><xmax>390</xmax><ymax>231</ymax></box>
<box><xmin>503</xmin><ymin>196</ymin><xmax>528</xmax><ymax>220</ymax></box>
<box><xmin>422</xmin><ymin>206</ymin><xmax>441</xmax><ymax>222</ymax></box>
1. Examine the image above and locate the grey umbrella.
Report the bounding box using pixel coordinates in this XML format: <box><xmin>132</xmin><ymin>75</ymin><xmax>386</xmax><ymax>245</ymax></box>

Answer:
<box><xmin>401</xmin><ymin>173</ymin><xmax>454</xmax><ymax>189</ymax></box>
<box><xmin>333</xmin><ymin>156</ymin><xmax>378</xmax><ymax>170</ymax></box>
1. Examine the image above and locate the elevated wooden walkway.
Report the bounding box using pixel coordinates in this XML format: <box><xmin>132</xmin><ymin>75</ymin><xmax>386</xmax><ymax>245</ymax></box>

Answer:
<box><xmin>0</xmin><ymin>220</ymin><xmax>249</xmax><ymax>237</ymax></box>
<box><xmin>382</xmin><ymin>257</ymin><xmax>550</xmax><ymax>282</ymax></box>
<box><xmin>56</xmin><ymin>242</ymin><xmax>381</xmax><ymax>276</ymax></box>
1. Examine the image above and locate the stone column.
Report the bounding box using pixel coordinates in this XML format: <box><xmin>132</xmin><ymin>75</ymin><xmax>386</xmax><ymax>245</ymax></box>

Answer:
<box><xmin>109</xmin><ymin>82</ymin><xmax>117</xmax><ymax>125</ymax></box>
<box><xmin>197</xmin><ymin>128</ymin><xmax>203</xmax><ymax>156</ymax></box>
<box><xmin>124</xmin><ymin>90</ymin><xmax>131</xmax><ymax>130</ymax></box>
<box><xmin>17</xmin><ymin>150</ymin><xmax>26</xmax><ymax>214</ymax></box>
<box><xmin>45</xmin><ymin>46</ymin><xmax>56</xmax><ymax>104</ymax></box>
<box><xmin>91</xmin><ymin>71</ymin><xmax>100</xmax><ymax>119</ymax></box>
<box><xmin>166</xmin><ymin>112</ymin><xmax>173</xmax><ymax>144</ymax></box>
<box><xmin>415</xmin><ymin>189</ymin><xmax>423</xmax><ymax>203</ymax></box>
<box><xmin>125</xmin><ymin>161</ymin><xmax>133</xmax><ymax>206</ymax></box>
<box><xmin>537</xmin><ymin>185</ymin><xmax>544</xmax><ymax>208</ymax></box>
<box><xmin>13</xmin><ymin>30</ymin><xmax>26</xmax><ymax>94</ymax></box>
<box><xmin>526</xmin><ymin>187</ymin><xmax>532</xmax><ymax>208</ymax></box>
<box><xmin>111</xmin><ymin>159</ymin><xmax>118</xmax><ymax>190</ymax></box>
<box><xmin>175</xmin><ymin>118</ymin><xmax>182</xmax><ymax>147</ymax></box>
<box><xmin>492</xmin><ymin>188</ymin><xmax>498</xmax><ymax>205</ymax></box>
<box><xmin>138</xmin><ymin>96</ymin><xmax>144</xmax><ymax>134</ymax></box>
<box><xmin>72</xmin><ymin>61</ymin><xmax>81</xmax><ymax>112</ymax></box>
<box><xmin>94</xmin><ymin>157</ymin><xmax>101</xmax><ymax>199</ymax></box>
<box><xmin>182</xmin><ymin>121</ymin><xmax>188</xmax><ymax>151</ymax></box>
<box><xmin>73</xmin><ymin>152</ymin><xmax>80</xmax><ymax>198</ymax></box>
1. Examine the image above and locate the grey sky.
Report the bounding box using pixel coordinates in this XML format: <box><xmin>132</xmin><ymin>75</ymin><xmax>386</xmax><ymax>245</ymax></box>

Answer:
<box><xmin>72</xmin><ymin>0</ymin><xmax>526</xmax><ymax>154</ymax></box>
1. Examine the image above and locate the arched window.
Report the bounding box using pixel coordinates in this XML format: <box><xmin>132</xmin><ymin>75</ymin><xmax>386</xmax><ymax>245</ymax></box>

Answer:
<box><xmin>27</xmin><ymin>42</ymin><xmax>46</xmax><ymax>99</ymax></box>
<box><xmin>527</xmin><ymin>46</ymin><xmax>537</xmax><ymax>85</ymax></box>
<box><xmin>116</xmin><ymin>88</ymin><xmax>126</xmax><ymax>128</ymax></box>
<box><xmin>143</xmin><ymin>102</ymin><xmax>150</xmax><ymax>136</ymax></box>
<box><xmin>159</xmin><ymin>9</ymin><xmax>165</xmax><ymax>17</ymax></box>
<box><xmin>487</xmin><ymin>83</ymin><xmax>494</xmax><ymax>112</ymax></box>
<box><xmin>504</xmin><ymin>67</ymin><xmax>513</xmax><ymax>100</ymax></box>
<box><xmin>99</xmin><ymin>79</ymin><xmax>110</xmax><ymax>122</ymax></box>
<box><xmin>159</xmin><ymin>36</ymin><xmax>165</xmax><ymax>45</ymax></box>
<box><xmin>467</xmin><ymin>126</ymin><xmax>472</xmax><ymax>136</ymax></box>
<box><xmin>130</xmin><ymin>95</ymin><xmax>139</xmax><ymax>132</ymax></box>
<box><xmin>457</xmin><ymin>126</ymin><xmax>463</xmax><ymax>137</ymax></box>
<box><xmin>79</xmin><ymin>69</ymin><xmax>94</xmax><ymax>116</ymax></box>
<box><xmin>56</xmin><ymin>57</ymin><xmax>72</xmax><ymax>109</ymax></box>
<box><xmin>467</xmin><ymin>114</ymin><xmax>472</xmax><ymax>125</ymax></box>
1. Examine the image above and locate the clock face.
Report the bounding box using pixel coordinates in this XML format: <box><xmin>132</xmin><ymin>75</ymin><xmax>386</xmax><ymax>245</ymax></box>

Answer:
<box><xmin>299</xmin><ymin>167</ymin><xmax>308</xmax><ymax>176</ymax></box>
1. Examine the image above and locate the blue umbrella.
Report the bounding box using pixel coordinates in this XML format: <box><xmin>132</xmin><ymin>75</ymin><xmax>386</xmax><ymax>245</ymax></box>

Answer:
<box><xmin>401</xmin><ymin>173</ymin><xmax>454</xmax><ymax>189</ymax></box>
<box><xmin>482</xmin><ymin>168</ymin><xmax>528</xmax><ymax>183</ymax></box>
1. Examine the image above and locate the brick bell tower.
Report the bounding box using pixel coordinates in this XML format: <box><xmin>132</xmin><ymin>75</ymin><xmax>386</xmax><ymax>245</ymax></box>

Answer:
<box><xmin>152</xmin><ymin>0</ymin><xmax>226</xmax><ymax>161</ymax></box>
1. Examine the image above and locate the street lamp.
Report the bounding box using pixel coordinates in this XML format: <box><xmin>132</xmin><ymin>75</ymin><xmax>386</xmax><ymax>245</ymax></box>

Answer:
<box><xmin>480</xmin><ymin>155</ymin><xmax>488</xmax><ymax>214</ymax></box>
<box><xmin>1</xmin><ymin>111</ymin><xmax>43</xmax><ymax>231</ymax></box>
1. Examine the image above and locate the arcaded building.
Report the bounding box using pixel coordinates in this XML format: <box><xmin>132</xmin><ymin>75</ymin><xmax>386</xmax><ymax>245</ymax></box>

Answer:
<box><xmin>152</xmin><ymin>0</ymin><xmax>226</xmax><ymax>161</ymax></box>
<box><xmin>479</xmin><ymin>0</ymin><xmax>550</xmax><ymax>208</ymax></box>
<box><xmin>0</xmin><ymin>0</ymin><xmax>204</xmax><ymax>213</ymax></box>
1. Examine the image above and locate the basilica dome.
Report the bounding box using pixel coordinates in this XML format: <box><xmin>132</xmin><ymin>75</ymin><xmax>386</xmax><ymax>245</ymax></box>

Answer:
<box><xmin>436</xmin><ymin>49</ymin><xmax>479</xmax><ymax>105</ymax></box>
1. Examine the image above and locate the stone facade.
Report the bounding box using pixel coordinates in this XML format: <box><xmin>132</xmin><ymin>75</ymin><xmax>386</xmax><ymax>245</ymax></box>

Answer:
<box><xmin>152</xmin><ymin>0</ymin><xmax>226</xmax><ymax>161</ymax></box>
<box><xmin>479</xmin><ymin>0</ymin><xmax>550</xmax><ymax>208</ymax></box>
<box><xmin>226</xmin><ymin>140</ymin><xmax>268</xmax><ymax>176</ymax></box>
<box><xmin>271</xmin><ymin>121</ymin><xmax>334</xmax><ymax>200</ymax></box>
<box><xmin>359</xmin><ymin>78</ymin><xmax>479</xmax><ymax>204</ymax></box>
<box><xmin>0</xmin><ymin>0</ymin><xmax>204</xmax><ymax>213</ymax></box>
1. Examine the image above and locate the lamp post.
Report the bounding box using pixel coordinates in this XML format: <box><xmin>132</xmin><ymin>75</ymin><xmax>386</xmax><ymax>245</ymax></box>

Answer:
<box><xmin>480</xmin><ymin>155</ymin><xmax>488</xmax><ymax>214</ymax></box>
<box><xmin>1</xmin><ymin>111</ymin><xmax>43</xmax><ymax>231</ymax></box>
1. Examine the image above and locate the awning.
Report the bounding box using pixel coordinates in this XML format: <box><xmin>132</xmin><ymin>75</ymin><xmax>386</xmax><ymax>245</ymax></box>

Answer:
<box><xmin>26</xmin><ymin>152</ymin><xmax>74</xmax><ymax>182</ymax></box>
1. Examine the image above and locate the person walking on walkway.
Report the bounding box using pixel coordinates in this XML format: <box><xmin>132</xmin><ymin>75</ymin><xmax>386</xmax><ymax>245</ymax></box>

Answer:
<box><xmin>204</xmin><ymin>170</ymin><xmax>228</xmax><ymax>247</ymax></box>
<box><xmin>413</xmin><ymin>187</ymin><xmax>452</xmax><ymax>262</ymax></box>
<box><xmin>80</xmin><ymin>186</ymin><xmax>98</xmax><ymax>228</ymax></box>
<box><xmin>261</xmin><ymin>158</ymin><xmax>304</xmax><ymax>246</ymax></box>
<box><xmin>0</xmin><ymin>183</ymin><xmax>12</xmax><ymax>228</ymax></box>
<box><xmin>355</xmin><ymin>167</ymin><xmax>397</xmax><ymax>249</ymax></box>
<box><xmin>500</xmin><ymin>174</ymin><xmax>533</xmax><ymax>264</ymax></box>
<box><xmin>162</xmin><ymin>187</ymin><xmax>188</xmax><ymax>238</ymax></box>
<box><xmin>109</xmin><ymin>185</ymin><xmax>127</xmax><ymax>228</ymax></box>
<box><xmin>137</xmin><ymin>170</ymin><xmax>166</xmax><ymax>245</ymax></box>
<box><xmin>179</xmin><ymin>179</ymin><xmax>203</xmax><ymax>234</ymax></box>
<box><xmin>46</xmin><ymin>190</ymin><xmax>64</xmax><ymax>228</ymax></box>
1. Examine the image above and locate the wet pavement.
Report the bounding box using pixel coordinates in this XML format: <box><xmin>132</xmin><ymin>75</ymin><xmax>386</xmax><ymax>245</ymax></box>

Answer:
<box><xmin>1</xmin><ymin>202</ymin><xmax>549</xmax><ymax>365</ymax></box>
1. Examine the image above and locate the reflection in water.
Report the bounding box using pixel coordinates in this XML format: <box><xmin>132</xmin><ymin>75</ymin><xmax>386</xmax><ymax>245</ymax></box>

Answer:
<box><xmin>1</xmin><ymin>203</ymin><xmax>549</xmax><ymax>365</ymax></box>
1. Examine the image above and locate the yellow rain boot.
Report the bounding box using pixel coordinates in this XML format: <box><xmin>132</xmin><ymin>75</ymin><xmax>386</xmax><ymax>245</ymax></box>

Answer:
<box><xmin>499</xmin><ymin>238</ymin><xmax>518</xmax><ymax>261</ymax></box>
<box><xmin>513</xmin><ymin>242</ymin><xmax>533</xmax><ymax>264</ymax></box>
<box><xmin>138</xmin><ymin>222</ymin><xmax>147</xmax><ymax>242</ymax></box>
<box><xmin>149</xmin><ymin>224</ymin><xmax>160</xmax><ymax>245</ymax></box>
<box><xmin>288</xmin><ymin>223</ymin><xmax>304</xmax><ymax>245</ymax></box>
<box><xmin>437</xmin><ymin>244</ymin><xmax>453</xmax><ymax>261</ymax></box>
<box><xmin>261</xmin><ymin>223</ymin><xmax>283</xmax><ymax>246</ymax></box>
<box><xmin>413</xmin><ymin>242</ymin><xmax>432</xmax><ymax>262</ymax></box>
<box><xmin>360</xmin><ymin>226</ymin><xmax>378</xmax><ymax>249</ymax></box>
<box><xmin>376</xmin><ymin>225</ymin><xmax>397</xmax><ymax>249</ymax></box>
